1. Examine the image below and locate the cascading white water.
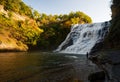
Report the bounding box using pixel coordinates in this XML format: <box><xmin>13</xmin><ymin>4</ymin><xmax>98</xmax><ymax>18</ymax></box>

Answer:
<box><xmin>55</xmin><ymin>21</ymin><xmax>110</xmax><ymax>54</ymax></box>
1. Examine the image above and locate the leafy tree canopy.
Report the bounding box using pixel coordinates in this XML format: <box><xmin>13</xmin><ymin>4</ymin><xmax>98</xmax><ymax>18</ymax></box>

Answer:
<box><xmin>0</xmin><ymin>0</ymin><xmax>33</xmax><ymax>17</ymax></box>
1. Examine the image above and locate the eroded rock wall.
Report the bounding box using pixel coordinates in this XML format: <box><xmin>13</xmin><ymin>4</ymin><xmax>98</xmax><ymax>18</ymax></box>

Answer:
<box><xmin>103</xmin><ymin>0</ymin><xmax>120</xmax><ymax>49</ymax></box>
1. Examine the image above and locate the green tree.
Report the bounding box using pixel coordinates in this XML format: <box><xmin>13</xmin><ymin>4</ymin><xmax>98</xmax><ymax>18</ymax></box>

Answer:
<box><xmin>33</xmin><ymin>10</ymin><xmax>41</xmax><ymax>20</ymax></box>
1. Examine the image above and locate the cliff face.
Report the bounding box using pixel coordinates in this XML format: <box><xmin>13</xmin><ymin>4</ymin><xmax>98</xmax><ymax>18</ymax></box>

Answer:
<box><xmin>0</xmin><ymin>29</ymin><xmax>28</xmax><ymax>51</ymax></box>
<box><xmin>103</xmin><ymin>0</ymin><xmax>120</xmax><ymax>49</ymax></box>
<box><xmin>0</xmin><ymin>5</ymin><xmax>43</xmax><ymax>51</ymax></box>
<box><xmin>0</xmin><ymin>5</ymin><xmax>27</xmax><ymax>51</ymax></box>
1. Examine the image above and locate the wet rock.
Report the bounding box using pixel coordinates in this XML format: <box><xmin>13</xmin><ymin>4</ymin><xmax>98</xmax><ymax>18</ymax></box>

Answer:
<box><xmin>89</xmin><ymin>50</ymin><xmax>120</xmax><ymax>81</ymax></box>
<box><xmin>88</xmin><ymin>71</ymin><xmax>105</xmax><ymax>82</ymax></box>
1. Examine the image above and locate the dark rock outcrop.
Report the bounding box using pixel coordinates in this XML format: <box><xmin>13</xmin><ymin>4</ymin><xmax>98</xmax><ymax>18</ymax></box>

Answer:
<box><xmin>103</xmin><ymin>0</ymin><xmax>120</xmax><ymax>49</ymax></box>
<box><xmin>88</xmin><ymin>0</ymin><xmax>120</xmax><ymax>81</ymax></box>
<box><xmin>89</xmin><ymin>51</ymin><xmax>120</xmax><ymax>81</ymax></box>
<box><xmin>88</xmin><ymin>71</ymin><xmax>105</xmax><ymax>82</ymax></box>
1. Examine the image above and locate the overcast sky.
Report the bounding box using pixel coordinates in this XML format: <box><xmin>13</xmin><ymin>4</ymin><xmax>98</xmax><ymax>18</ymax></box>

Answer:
<box><xmin>23</xmin><ymin>0</ymin><xmax>112</xmax><ymax>23</ymax></box>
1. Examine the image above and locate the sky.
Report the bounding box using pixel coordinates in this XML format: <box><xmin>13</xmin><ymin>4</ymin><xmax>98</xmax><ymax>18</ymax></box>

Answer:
<box><xmin>23</xmin><ymin>0</ymin><xmax>112</xmax><ymax>23</ymax></box>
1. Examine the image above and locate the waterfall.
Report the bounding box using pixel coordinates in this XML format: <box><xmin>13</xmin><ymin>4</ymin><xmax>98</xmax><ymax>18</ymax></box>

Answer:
<box><xmin>55</xmin><ymin>21</ymin><xmax>110</xmax><ymax>55</ymax></box>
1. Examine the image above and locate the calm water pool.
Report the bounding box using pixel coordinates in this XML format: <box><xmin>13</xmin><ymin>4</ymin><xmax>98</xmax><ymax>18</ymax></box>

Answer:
<box><xmin>0</xmin><ymin>52</ymin><xmax>96</xmax><ymax>82</ymax></box>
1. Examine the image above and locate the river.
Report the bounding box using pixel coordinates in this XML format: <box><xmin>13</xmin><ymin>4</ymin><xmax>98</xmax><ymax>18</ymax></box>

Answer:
<box><xmin>0</xmin><ymin>52</ymin><xmax>97</xmax><ymax>82</ymax></box>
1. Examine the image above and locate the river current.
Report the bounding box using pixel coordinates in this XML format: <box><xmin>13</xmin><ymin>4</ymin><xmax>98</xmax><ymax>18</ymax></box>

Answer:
<box><xmin>0</xmin><ymin>52</ymin><xmax>97</xmax><ymax>82</ymax></box>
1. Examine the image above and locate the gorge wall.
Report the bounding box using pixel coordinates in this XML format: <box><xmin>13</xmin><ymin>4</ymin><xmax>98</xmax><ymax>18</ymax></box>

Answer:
<box><xmin>103</xmin><ymin>0</ymin><xmax>120</xmax><ymax>50</ymax></box>
<box><xmin>0</xmin><ymin>5</ymin><xmax>43</xmax><ymax>51</ymax></box>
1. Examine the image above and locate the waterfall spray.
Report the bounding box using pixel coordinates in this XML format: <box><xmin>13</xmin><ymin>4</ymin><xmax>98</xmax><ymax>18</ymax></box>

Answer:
<box><xmin>55</xmin><ymin>21</ymin><xmax>110</xmax><ymax>54</ymax></box>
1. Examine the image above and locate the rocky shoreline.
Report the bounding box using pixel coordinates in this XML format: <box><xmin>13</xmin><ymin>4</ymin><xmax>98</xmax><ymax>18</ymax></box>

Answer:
<box><xmin>88</xmin><ymin>0</ymin><xmax>120</xmax><ymax>81</ymax></box>
<box><xmin>88</xmin><ymin>50</ymin><xmax>120</xmax><ymax>82</ymax></box>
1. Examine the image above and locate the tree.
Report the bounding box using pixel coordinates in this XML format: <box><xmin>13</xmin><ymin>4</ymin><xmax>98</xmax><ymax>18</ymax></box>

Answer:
<box><xmin>33</xmin><ymin>10</ymin><xmax>40</xmax><ymax>20</ymax></box>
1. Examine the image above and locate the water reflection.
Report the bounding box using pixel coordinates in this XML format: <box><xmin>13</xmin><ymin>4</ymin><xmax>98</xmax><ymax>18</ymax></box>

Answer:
<box><xmin>0</xmin><ymin>52</ymin><xmax>95</xmax><ymax>82</ymax></box>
